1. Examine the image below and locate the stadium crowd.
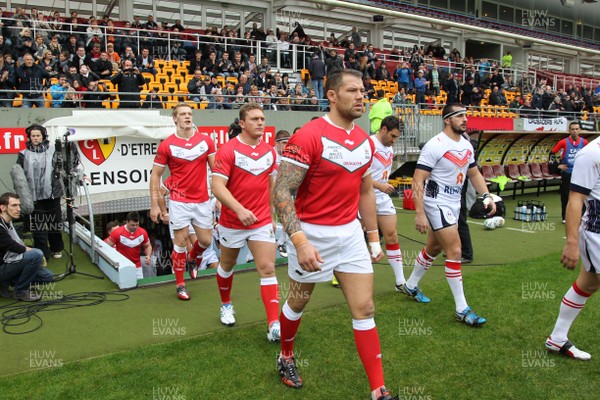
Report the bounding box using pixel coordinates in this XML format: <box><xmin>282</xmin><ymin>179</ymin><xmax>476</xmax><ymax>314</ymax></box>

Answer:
<box><xmin>0</xmin><ymin>7</ymin><xmax>599</xmax><ymax>115</ymax></box>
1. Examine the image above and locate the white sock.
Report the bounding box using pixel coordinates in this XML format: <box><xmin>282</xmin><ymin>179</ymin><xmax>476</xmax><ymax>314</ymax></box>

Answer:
<box><xmin>386</xmin><ymin>244</ymin><xmax>405</xmax><ymax>285</ymax></box>
<box><xmin>550</xmin><ymin>284</ymin><xmax>590</xmax><ymax>343</ymax></box>
<box><xmin>445</xmin><ymin>260</ymin><xmax>468</xmax><ymax>313</ymax></box>
<box><xmin>406</xmin><ymin>248</ymin><xmax>434</xmax><ymax>289</ymax></box>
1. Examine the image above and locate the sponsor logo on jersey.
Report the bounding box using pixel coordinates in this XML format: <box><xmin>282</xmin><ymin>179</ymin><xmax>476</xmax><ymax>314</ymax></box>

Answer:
<box><xmin>321</xmin><ymin>136</ymin><xmax>371</xmax><ymax>172</ymax></box>
<box><xmin>119</xmin><ymin>234</ymin><xmax>145</xmax><ymax>248</ymax></box>
<box><xmin>170</xmin><ymin>140</ymin><xmax>209</xmax><ymax>161</ymax></box>
<box><xmin>234</xmin><ymin>150</ymin><xmax>274</xmax><ymax>176</ymax></box>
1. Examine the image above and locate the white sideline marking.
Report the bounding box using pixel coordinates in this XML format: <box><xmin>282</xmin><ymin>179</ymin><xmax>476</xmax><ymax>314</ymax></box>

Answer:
<box><xmin>468</xmin><ymin>220</ymin><xmax>536</xmax><ymax>234</ymax></box>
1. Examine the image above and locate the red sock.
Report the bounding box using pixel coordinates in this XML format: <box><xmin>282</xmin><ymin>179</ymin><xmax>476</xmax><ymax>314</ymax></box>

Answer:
<box><xmin>171</xmin><ymin>248</ymin><xmax>187</xmax><ymax>286</ymax></box>
<box><xmin>217</xmin><ymin>265</ymin><xmax>234</xmax><ymax>304</ymax></box>
<box><xmin>280</xmin><ymin>302</ymin><xmax>302</xmax><ymax>358</ymax></box>
<box><xmin>260</xmin><ymin>277</ymin><xmax>280</xmax><ymax>325</ymax></box>
<box><xmin>353</xmin><ymin>319</ymin><xmax>384</xmax><ymax>391</ymax></box>
<box><xmin>189</xmin><ymin>240</ymin><xmax>206</xmax><ymax>266</ymax></box>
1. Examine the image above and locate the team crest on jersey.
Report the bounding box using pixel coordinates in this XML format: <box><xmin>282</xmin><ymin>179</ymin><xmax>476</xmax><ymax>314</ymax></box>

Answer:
<box><xmin>170</xmin><ymin>140</ymin><xmax>209</xmax><ymax>161</ymax></box>
<box><xmin>443</xmin><ymin>149</ymin><xmax>471</xmax><ymax>168</ymax></box>
<box><xmin>321</xmin><ymin>136</ymin><xmax>371</xmax><ymax>172</ymax></box>
<box><xmin>374</xmin><ymin>151</ymin><xmax>393</xmax><ymax>167</ymax></box>
<box><xmin>120</xmin><ymin>235</ymin><xmax>144</xmax><ymax>248</ymax></box>
<box><xmin>445</xmin><ymin>209</ymin><xmax>456</xmax><ymax>224</ymax></box>
<box><xmin>234</xmin><ymin>150</ymin><xmax>273</xmax><ymax>176</ymax></box>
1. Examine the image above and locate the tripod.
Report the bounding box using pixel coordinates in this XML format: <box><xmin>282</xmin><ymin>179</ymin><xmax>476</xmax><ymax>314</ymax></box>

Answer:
<box><xmin>58</xmin><ymin>131</ymin><xmax>103</xmax><ymax>280</ymax></box>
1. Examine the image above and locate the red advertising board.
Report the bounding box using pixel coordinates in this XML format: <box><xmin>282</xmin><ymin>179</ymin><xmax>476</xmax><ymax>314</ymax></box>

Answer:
<box><xmin>197</xmin><ymin>126</ymin><xmax>277</xmax><ymax>147</ymax></box>
<box><xmin>0</xmin><ymin>128</ymin><xmax>28</xmax><ymax>154</ymax></box>
<box><xmin>466</xmin><ymin>117</ymin><xmax>514</xmax><ymax>132</ymax></box>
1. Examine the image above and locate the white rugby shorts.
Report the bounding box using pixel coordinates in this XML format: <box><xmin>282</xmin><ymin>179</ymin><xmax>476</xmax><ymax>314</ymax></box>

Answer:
<box><xmin>423</xmin><ymin>200</ymin><xmax>460</xmax><ymax>231</ymax></box>
<box><xmin>169</xmin><ymin>199</ymin><xmax>213</xmax><ymax>230</ymax></box>
<box><xmin>287</xmin><ymin>219</ymin><xmax>373</xmax><ymax>283</ymax></box>
<box><xmin>218</xmin><ymin>223</ymin><xmax>275</xmax><ymax>249</ymax></box>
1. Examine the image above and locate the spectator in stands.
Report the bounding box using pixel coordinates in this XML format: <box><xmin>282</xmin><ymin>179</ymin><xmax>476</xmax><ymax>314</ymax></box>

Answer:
<box><xmin>120</xmin><ymin>46</ymin><xmax>137</xmax><ymax>67</ymax></box>
<box><xmin>325</xmin><ymin>49</ymin><xmax>344</xmax><ymax>77</ymax></box>
<box><xmin>0</xmin><ymin>54</ymin><xmax>15</xmax><ymax>107</ymax></box>
<box><xmin>427</xmin><ymin>63</ymin><xmax>442</xmax><ymax>97</ymax></box>
<box><xmin>0</xmin><ymin>36</ymin><xmax>14</xmax><ymax>60</ymax></box>
<box><xmin>254</xmin><ymin>70</ymin><xmax>269</xmax><ymax>92</ymax></box>
<box><xmin>85</xmin><ymin>17</ymin><xmax>103</xmax><ymax>50</ymax></box>
<box><xmin>275</xmin><ymin>91</ymin><xmax>290</xmax><ymax>111</ymax></box>
<box><xmin>71</xmin><ymin>46</ymin><xmax>89</xmax><ymax>69</ymax></box>
<box><xmin>84</xmin><ymin>80</ymin><xmax>111</xmax><ymax>108</ymax></box>
<box><xmin>542</xmin><ymin>85</ymin><xmax>554</xmax><ymax>110</ymax></box>
<box><xmin>518</xmin><ymin>99</ymin><xmax>537</xmax><ymax>117</ymax></box>
<box><xmin>12</xmin><ymin>8</ymin><xmax>31</xmax><ymax>29</ymax></box>
<box><xmin>208</xmin><ymin>89</ymin><xmax>230</xmax><ymax>110</ymax></box>
<box><xmin>465</xmin><ymin>65</ymin><xmax>480</xmax><ymax>88</ymax></box>
<box><xmin>15</xmin><ymin>53</ymin><xmax>49</xmax><ymax>108</ymax></box>
<box><xmin>350</xmin><ymin>26</ymin><xmax>361</xmax><ymax>47</ymax></box>
<box><xmin>444</xmin><ymin>72</ymin><xmax>460</xmax><ymax>104</ymax></box>
<box><xmin>460</xmin><ymin>77</ymin><xmax>475</xmax><ymax>107</ymax></box>
<box><xmin>375</xmin><ymin>61</ymin><xmax>391</xmax><ymax>82</ymax></box>
<box><xmin>57</xmin><ymin>51</ymin><xmax>71</xmax><ymax>75</ymax></box>
<box><xmin>518</xmin><ymin>72</ymin><xmax>533</xmax><ymax>94</ymax></box>
<box><xmin>488</xmin><ymin>86</ymin><xmax>503</xmax><ymax>106</ymax></box>
<box><xmin>344</xmin><ymin>42</ymin><xmax>356</xmax><ymax>63</ymax></box>
<box><xmin>49</xmin><ymin>12</ymin><xmax>64</xmax><ymax>42</ymax></box>
<box><xmin>63</xmin><ymin>35</ymin><xmax>79</xmax><ymax>59</ymax></box>
<box><xmin>142</xmin><ymin>87</ymin><xmax>165</xmax><ymax>109</ymax></box>
<box><xmin>49</xmin><ymin>74</ymin><xmax>69</xmax><ymax>107</ymax></box>
<box><xmin>346</xmin><ymin>54</ymin><xmax>360</xmax><ymax>72</ymax></box>
<box><xmin>489</xmin><ymin>69</ymin><xmax>504</xmax><ymax>89</ymax></box>
<box><xmin>187</xmin><ymin>70</ymin><xmax>208</xmax><ymax>103</ymax></box>
<box><xmin>217</xmin><ymin>52</ymin><xmax>235</xmax><ymax>78</ymax></box>
<box><xmin>363</xmin><ymin>76</ymin><xmax>376</xmax><ymax>100</ymax></box>
<box><xmin>202</xmin><ymin>51</ymin><xmax>218</xmax><ymax>77</ymax></box>
<box><xmin>47</xmin><ymin>35</ymin><xmax>62</xmax><ymax>58</ymax></box>
<box><xmin>38</xmin><ymin>50</ymin><xmax>57</xmax><ymax>78</ymax></box>
<box><xmin>236</xmin><ymin>73</ymin><xmax>252</xmax><ymax>95</ymax></box>
<box><xmin>105</xmin><ymin>42</ymin><xmax>120</xmax><ymax>64</ymax></box>
<box><xmin>471</xmin><ymin>86</ymin><xmax>483</xmax><ymax>107</ymax></box>
<box><xmin>392</xmin><ymin>87</ymin><xmax>410</xmax><ymax>106</ymax></box>
<box><xmin>170</xmin><ymin>40</ymin><xmax>187</xmax><ymax>61</ymax></box>
<box><xmin>87</xmin><ymin>42</ymin><xmax>103</xmax><ymax>62</ymax></box>
<box><xmin>91</xmin><ymin>51</ymin><xmax>113</xmax><ymax>79</ymax></box>
<box><xmin>548</xmin><ymin>96</ymin><xmax>565</xmax><ymax>114</ymax></box>
<box><xmin>395</xmin><ymin>62</ymin><xmax>412</xmax><ymax>92</ymax></box>
<box><xmin>414</xmin><ymin>70</ymin><xmax>428</xmax><ymax>108</ymax></box>
<box><xmin>308</xmin><ymin>52</ymin><xmax>325</xmax><ymax>101</ymax></box>
<box><xmin>358</xmin><ymin>55</ymin><xmax>374</xmax><ymax>80</ymax></box>
<box><xmin>32</xmin><ymin>35</ymin><xmax>48</xmax><ymax>62</ymax></box>
<box><xmin>17</xmin><ymin>36</ymin><xmax>35</xmax><ymax>64</ymax></box>
<box><xmin>78</xmin><ymin>64</ymin><xmax>100</xmax><ymax>88</ymax></box>
<box><xmin>136</xmin><ymin>47</ymin><xmax>157</xmax><ymax>75</ymax></box>
<box><xmin>188</xmin><ymin>50</ymin><xmax>203</xmax><ymax>74</ymax></box>
<box><xmin>111</xmin><ymin>59</ymin><xmax>144</xmax><ymax>108</ymax></box>
<box><xmin>32</xmin><ymin>13</ymin><xmax>50</xmax><ymax>42</ymax></box>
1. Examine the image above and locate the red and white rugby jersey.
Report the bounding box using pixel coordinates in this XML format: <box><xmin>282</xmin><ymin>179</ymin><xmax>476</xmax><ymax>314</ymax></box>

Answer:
<box><xmin>571</xmin><ymin>137</ymin><xmax>600</xmax><ymax>234</ymax></box>
<box><xmin>416</xmin><ymin>131</ymin><xmax>475</xmax><ymax>205</ymax></box>
<box><xmin>212</xmin><ymin>136</ymin><xmax>277</xmax><ymax>230</ymax></box>
<box><xmin>109</xmin><ymin>225</ymin><xmax>149</xmax><ymax>268</ymax></box>
<box><xmin>370</xmin><ymin>135</ymin><xmax>394</xmax><ymax>199</ymax></box>
<box><xmin>153</xmin><ymin>131</ymin><xmax>216</xmax><ymax>203</ymax></box>
<box><xmin>281</xmin><ymin>115</ymin><xmax>374</xmax><ymax>226</ymax></box>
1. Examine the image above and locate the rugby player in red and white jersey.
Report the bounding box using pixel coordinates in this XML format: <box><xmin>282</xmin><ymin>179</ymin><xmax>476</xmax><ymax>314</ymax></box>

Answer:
<box><xmin>370</xmin><ymin>115</ymin><xmax>406</xmax><ymax>290</ymax></box>
<box><xmin>403</xmin><ymin>103</ymin><xmax>495</xmax><ymax>326</ymax></box>
<box><xmin>545</xmin><ymin>135</ymin><xmax>600</xmax><ymax>361</ymax></box>
<box><xmin>150</xmin><ymin>103</ymin><xmax>216</xmax><ymax>301</ymax></box>
<box><xmin>211</xmin><ymin>103</ymin><xmax>280</xmax><ymax>340</ymax></box>
<box><xmin>105</xmin><ymin>212</ymin><xmax>151</xmax><ymax>279</ymax></box>
<box><xmin>273</xmin><ymin>69</ymin><xmax>398</xmax><ymax>400</ymax></box>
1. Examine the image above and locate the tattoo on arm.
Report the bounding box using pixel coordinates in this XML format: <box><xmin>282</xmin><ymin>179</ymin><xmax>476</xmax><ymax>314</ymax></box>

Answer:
<box><xmin>274</xmin><ymin>161</ymin><xmax>307</xmax><ymax>237</ymax></box>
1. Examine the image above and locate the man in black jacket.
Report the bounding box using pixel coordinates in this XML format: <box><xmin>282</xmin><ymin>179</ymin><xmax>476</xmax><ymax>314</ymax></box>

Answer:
<box><xmin>15</xmin><ymin>53</ymin><xmax>50</xmax><ymax>108</ymax></box>
<box><xmin>111</xmin><ymin>59</ymin><xmax>145</xmax><ymax>108</ymax></box>
<box><xmin>0</xmin><ymin>193</ymin><xmax>42</xmax><ymax>301</ymax></box>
